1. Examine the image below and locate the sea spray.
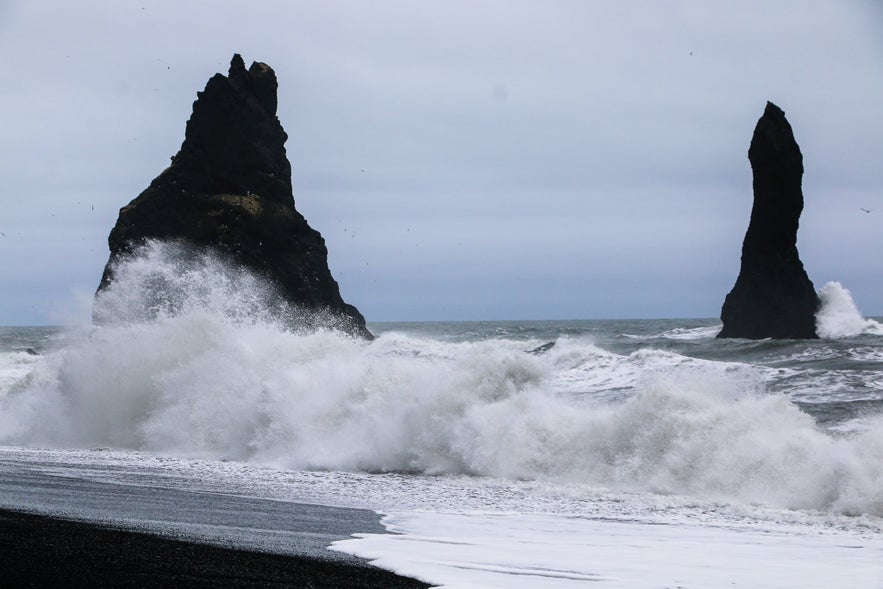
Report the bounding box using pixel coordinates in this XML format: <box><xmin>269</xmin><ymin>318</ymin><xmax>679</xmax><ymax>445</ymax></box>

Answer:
<box><xmin>4</xmin><ymin>328</ymin><xmax>882</xmax><ymax>514</ymax></box>
<box><xmin>1</xmin><ymin>244</ymin><xmax>882</xmax><ymax>516</ymax></box>
<box><xmin>816</xmin><ymin>281</ymin><xmax>883</xmax><ymax>338</ymax></box>
<box><xmin>93</xmin><ymin>240</ymin><xmax>356</xmax><ymax>333</ymax></box>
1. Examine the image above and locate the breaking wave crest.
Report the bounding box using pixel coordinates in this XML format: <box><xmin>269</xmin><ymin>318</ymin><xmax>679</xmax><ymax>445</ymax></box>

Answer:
<box><xmin>816</xmin><ymin>281</ymin><xmax>883</xmax><ymax>338</ymax></box>
<box><xmin>1</xmin><ymin>244</ymin><xmax>881</xmax><ymax>516</ymax></box>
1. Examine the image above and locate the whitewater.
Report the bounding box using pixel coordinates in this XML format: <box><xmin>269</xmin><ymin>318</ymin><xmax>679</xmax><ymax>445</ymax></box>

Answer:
<box><xmin>1</xmin><ymin>242</ymin><xmax>882</xmax><ymax>587</ymax></box>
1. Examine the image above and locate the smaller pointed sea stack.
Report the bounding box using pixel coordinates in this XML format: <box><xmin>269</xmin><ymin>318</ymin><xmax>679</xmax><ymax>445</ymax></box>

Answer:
<box><xmin>97</xmin><ymin>55</ymin><xmax>371</xmax><ymax>338</ymax></box>
<box><xmin>718</xmin><ymin>102</ymin><xmax>819</xmax><ymax>339</ymax></box>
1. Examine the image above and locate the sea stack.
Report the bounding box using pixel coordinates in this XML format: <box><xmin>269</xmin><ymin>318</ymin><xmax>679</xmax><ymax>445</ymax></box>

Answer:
<box><xmin>97</xmin><ymin>54</ymin><xmax>372</xmax><ymax>339</ymax></box>
<box><xmin>717</xmin><ymin>102</ymin><xmax>819</xmax><ymax>339</ymax></box>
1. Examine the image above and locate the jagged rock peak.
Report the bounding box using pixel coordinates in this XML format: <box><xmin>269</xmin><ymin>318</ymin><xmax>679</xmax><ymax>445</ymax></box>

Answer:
<box><xmin>224</xmin><ymin>53</ymin><xmax>278</xmax><ymax>116</ymax></box>
<box><xmin>175</xmin><ymin>54</ymin><xmax>290</xmax><ymax>199</ymax></box>
<box><xmin>96</xmin><ymin>54</ymin><xmax>372</xmax><ymax>339</ymax></box>
<box><xmin>717</xmin><ymin>101</ymin><xmax>819</xmax><ymax>339</ymax></box>
<box><xmin>230</xmin><ymin>52</ymin><xmax>247</xmax><ymax>74</ymax></box>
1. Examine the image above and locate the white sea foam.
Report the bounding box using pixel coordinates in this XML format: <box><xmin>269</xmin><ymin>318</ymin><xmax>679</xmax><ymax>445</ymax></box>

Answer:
<box><xmin>816</xmin><ymin>281</ymin><xmax>883</xmax><ymax>338</ymax></box>
<box><xmin>1</xmin><ymin>244</ymin><xmax>882</xmax><ymax>517</ymax></box>
<box><xmin>656</xmin><ymin>325</ymin><xmax>722</xmax><ymax>340</ymax></box>
<box><xmin>4</xmin><ymin>328</ymin><xmax>882</xmax><ymax>515</ymax></box>
<box><xmin>4</xmin><ymin>446</ymin><xmax>881</xmax><ymax>589</ymax></box>
<box><xmin>332</xmin><ymin>510</ymin><xmax>883</xmax><ymax>589</ymax></box>
<box><xmin>622</xmin><ymin>325</ymin><xmax>721</xmax><ymax>340</ymax></box>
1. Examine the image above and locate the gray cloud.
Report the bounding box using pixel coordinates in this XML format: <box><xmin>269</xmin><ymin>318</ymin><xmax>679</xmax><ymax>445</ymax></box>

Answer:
<box><xmin>1</xmin><ymin>1</ymin><xmax>881</xmax><ymax>324</ymax></box>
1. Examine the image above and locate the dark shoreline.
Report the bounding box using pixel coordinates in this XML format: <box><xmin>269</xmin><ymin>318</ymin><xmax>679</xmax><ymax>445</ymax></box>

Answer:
<box><xmin>0</xmin><ymin>509</ymin><xmax>431</xmax><ymax>588</ymax></box>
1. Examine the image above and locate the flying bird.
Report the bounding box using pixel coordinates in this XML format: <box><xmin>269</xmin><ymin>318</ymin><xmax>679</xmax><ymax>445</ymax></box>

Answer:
<box><xmin>860</xmin><ymin>208</ymin><xmax>872</xmax><ymax>213</ymax></box>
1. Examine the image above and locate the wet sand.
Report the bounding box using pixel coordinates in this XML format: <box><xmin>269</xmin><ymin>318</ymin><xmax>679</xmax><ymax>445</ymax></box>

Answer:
<box><xmin>0</xmin><ymin>508</ymin><xmax>431</xmax><ymax>588</ymax></box>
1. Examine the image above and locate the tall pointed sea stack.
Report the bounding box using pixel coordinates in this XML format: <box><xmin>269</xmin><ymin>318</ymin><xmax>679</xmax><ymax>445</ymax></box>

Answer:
<box><xmin>717</xmin><ymin>102</ymin><xmax>819</xmax><ymax>339</ymax></box>
<box><xmin>97</xmin><ymin>55</ymin><xmax>371</xmax><ymax>338</ymax></box>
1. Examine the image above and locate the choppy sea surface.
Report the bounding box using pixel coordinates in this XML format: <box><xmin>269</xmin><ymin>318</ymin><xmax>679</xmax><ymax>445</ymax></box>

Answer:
<box><xmin>1</xmin><ymin>243</ymin><xmax>882</xmax><ymax>587</ymax></box>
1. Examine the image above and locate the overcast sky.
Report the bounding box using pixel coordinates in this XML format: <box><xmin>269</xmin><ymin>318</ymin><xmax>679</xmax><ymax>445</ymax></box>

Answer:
<box><xmin>1</xmin><ymin>1</ymin><xmax>881</xmax><ymax>325</ymax></box>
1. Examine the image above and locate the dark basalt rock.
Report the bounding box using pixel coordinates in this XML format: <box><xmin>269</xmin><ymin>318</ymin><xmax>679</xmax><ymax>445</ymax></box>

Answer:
<box><xmin>527</xmin><ymin>341</ymin><xmax>556</xmax><ymax>355</ymax></box>
<box><xmin>717</xmin><ymin>102</ymin><xmax>819</xmax><ymax>339</ymax></box>
<box><xmin>97</xmin><ymin>54</ymin><xmax>371</xmax><ymax>339</ymax></box>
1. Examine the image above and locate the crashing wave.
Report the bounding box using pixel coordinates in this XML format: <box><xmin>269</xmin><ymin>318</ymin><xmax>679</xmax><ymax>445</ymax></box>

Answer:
<box><xmin>816</xmin><ymin>282</ymin><xmax>883</xmax><ymax>338</ymax></box>
<box><xmin>1</xmin><ymin>250</ymin><xmax>881</xmax><ymax>516</ymax></box>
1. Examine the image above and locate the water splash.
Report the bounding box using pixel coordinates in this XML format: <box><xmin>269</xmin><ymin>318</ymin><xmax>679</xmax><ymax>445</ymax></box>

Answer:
<box><xmin>816</xmin><ymin>281</ymin><xmax>883</xmax><ymax>338</ymax></box>
<box><xmin>1</xmin><ymin>245</ymin><xmax>881</xmax><ymax>516</ymax></box>
<box><xmin>93</xmin><ymin>240</ymin><xmax>355</xmax><ymax>333</ymax></box>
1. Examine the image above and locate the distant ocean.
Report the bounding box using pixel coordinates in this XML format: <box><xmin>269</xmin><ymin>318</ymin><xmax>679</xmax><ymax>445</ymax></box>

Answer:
<box><xmin>1</xmin><ymin>244</ymin><xmax>882</xmax><ymax>588</ymax></box>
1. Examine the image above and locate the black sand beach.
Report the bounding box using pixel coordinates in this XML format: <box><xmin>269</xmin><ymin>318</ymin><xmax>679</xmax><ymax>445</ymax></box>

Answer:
<box><xmin>0</xmin><ymin>509</ymin><xmax>430</xmax><ymax>588</ymax></box>
<box><xmin>0</xmin><ymin>462</ymin><xmax>431</xmax><ymax>588</ymax></box>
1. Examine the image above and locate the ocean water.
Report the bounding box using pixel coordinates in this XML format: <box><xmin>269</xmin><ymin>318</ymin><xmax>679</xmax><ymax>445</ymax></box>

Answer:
<box><xmin>1</xmin><ymin>242</ymin><xmax>882</xmax><ymax>587</ymax></box>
